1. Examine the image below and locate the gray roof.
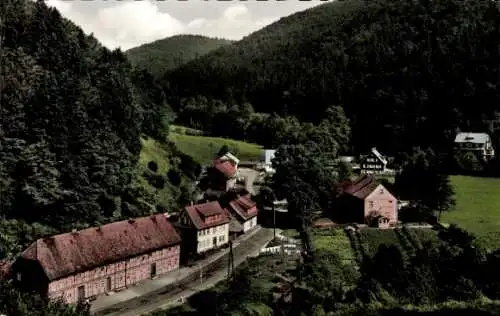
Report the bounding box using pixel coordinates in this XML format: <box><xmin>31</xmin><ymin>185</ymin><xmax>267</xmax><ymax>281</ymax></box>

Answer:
<box><xmin>454</xmin><ymin>132</ymin><xmax>490</xmax><ymax>144</ymax></box>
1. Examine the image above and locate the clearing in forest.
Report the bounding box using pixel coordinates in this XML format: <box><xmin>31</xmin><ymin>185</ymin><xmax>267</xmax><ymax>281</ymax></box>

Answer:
<box><xmin>169</xmin><ymin>132</ymin><xmax>263</xmax><ymax>165</ymax></box>
<box><xmin>442</xmin><ymin>175</ymin><xmax>500</xmax><ymax>251</ymax></box>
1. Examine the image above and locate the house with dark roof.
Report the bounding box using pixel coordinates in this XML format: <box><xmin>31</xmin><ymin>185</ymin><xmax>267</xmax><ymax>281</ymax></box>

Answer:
<box><xmin>359</xmin><ymin>147</ymin><xmax>388</xmax><ymax>175</ymax></box>
<box><xmin>176</xmin><ymin>201</ymin><xmax>230</xmax><ymax>258</ymax></box>
<box><xmin>454</xmin><ymin>132</ymin><xmax>495</xmax><ymax>160</ymax></box>
<box><xmin>335</xmin><ymin>175</ymin><xmax>398</xmax><ymax>228</ymax></box>
<box><xmin>11</xmin><ymin>214</ymin><xmax>181</xmax><ymax>304</ymax></box>
<box><xmin>225</xmin><ymin>194</ymin><xmax>259</xmax><ymax>234</ymax></box>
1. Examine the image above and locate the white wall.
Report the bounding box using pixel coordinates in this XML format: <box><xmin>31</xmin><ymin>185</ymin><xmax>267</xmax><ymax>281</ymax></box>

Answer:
<box><xmin>196</xmin><ymin>223</ymin><xmax>229</xmax><ymax>253</ymax></box>
<box><xmin>243</xmin><ymin>216</ymin><xmax>257</xmax><ymax>233</ymax></box>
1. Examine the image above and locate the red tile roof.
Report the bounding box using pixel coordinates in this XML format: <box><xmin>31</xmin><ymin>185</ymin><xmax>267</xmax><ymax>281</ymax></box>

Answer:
<box><xmin>20</xmin><ymin>214</ymin><xmax>181</xmax><ymax>281</ymax></box>
<box><xmin>214</xmin><ymin>158</ymin><xmax>237</xmax><ymax>178</ymax></box>
<box><xmin>342</xmin><ymin>175</ymin><xmax>380</xmax><ymax>200</ymax></box>
<box><xmin>228</xmin><ymin>194</ymin><xmax>258</xmax><ymax>221</ymax></box>
<box><xmin>184</xmin><ymin>201</ymin><xmax>230</xmax><ymax>230</ymax></box>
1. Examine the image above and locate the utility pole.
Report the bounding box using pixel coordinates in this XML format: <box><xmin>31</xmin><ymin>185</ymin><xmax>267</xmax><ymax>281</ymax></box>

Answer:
<box><xmin>199</xmin><ymin>263</ymin><xmax>203</xmax><ymax>285</ymax></box>
<box><xmin>273</xmin><ymin>202</ymin><xmax>276</xmax><ymax>239</ymax></box>
<box><xmin>227</xmin><ymin>240</ymin><xmax>234</xmax><ymax>282</ymax></box>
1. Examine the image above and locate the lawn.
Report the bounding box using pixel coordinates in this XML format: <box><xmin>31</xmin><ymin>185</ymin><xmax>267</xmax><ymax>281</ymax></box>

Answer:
<box><xmin>312</xmin><ymin>228</ymin><xmax>357</xmax><ymax>265</ymax></box>
<box><xmin>169</xmin><ymin>124</ymin><xmax>204</xmax><ymax>135</ymax></box>
<box><xmin>139</xmin><ymin>137</ymin><xmax>172</xmax><ymax>173</ymax></box>
<box><xmin>134</xmin><ymin>137</ymin><xmax>185</xmax><ymax>210</ymax></box>
<box><xmin>168</xmin><ymin>132</ymin><xmax>263</xmax><ymax>165</ymax></box>
<box><xmin>441</xmin><ymin>175</ymin><xmax>500</xmax><ymax>251</ymax></box>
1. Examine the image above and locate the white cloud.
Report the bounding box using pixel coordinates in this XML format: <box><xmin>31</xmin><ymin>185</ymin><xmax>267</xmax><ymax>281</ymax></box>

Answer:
<box><xmin>44</xmin><ymin>0</ymin><xmax>322</xmax><ymax>50</ymax></box>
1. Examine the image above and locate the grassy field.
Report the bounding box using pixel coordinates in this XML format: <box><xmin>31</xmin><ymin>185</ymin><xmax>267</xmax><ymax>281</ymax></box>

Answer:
<box><xmin>312</xmin><ymin>229</ymin><xmax>357</xmax><ymax>265</ymax></box>
<box><xmin>169</xmin><ymin>124</ymin><xmax>204</xmax><ymax>135</ymax></box>
<box><xmin>133</xmin><ymin>137</ymin><xmax>186</xmax><ymax>211</ymax></box>
<box><xmin>441</xmin><ymin>175</ymin><xmax>500</xmax><ymax>250</ymax></box>
<box><xmin>311</xmin><ymin>227</ymin><xmax>439</xmax><ymax>265</ymax></box>
<box><xmin>168</xmin><ymin>132</ymin><xmax>263</xmax><ymax>164</ymax></box>
<box><xmin>139</xmin><ymin>138</ymin><xmax>172</xmax><ymax>173</ymax></box>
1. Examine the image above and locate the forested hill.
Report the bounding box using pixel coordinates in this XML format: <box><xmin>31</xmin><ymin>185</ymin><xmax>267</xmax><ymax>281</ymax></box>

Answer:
<box><xmin>126</xmin><ymin>35</ymin><xmax>233</xmax><ymax>77</ymax></box>
<box><xmin>161</xmin><ymin>0</ymin><xmax>500</xmax><ymax>155</ymax></box>
<box><xmin>0</xmin><ymin>0</ymin><xmax>170</xmax><ymax>256</ymax></box>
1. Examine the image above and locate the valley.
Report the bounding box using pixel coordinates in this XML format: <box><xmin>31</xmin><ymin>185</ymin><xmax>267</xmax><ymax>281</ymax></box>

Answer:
<box><xmin>1</xmin><ymin>0</ymin><xmax>500</xmax><ymax>315</ymax></box>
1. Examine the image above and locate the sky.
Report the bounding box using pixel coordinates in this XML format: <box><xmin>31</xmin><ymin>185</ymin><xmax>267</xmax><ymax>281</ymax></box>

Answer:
<box><xmin>45</xmin><ymin>0</ymin><xmax>328</xmax><ymax>51</ymax></box>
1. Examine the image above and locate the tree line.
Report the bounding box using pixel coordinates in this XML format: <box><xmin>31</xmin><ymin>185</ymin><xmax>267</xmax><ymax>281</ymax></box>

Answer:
<box><xmin>159</xmin><ymin>0</ymin><xmax>500</xmax><ymax>159</ymax></box>
<box><xmin>0</xmin><ymin>0</ymin><xmax>184</xmax><ymax>313</ymax></box>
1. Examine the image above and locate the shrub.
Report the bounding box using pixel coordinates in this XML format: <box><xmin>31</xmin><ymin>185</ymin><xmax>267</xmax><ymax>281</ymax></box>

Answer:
<box><xmin>147</xmin><ymin>160</ymin><xmax>158</xmax><ymax>172</ymax></box>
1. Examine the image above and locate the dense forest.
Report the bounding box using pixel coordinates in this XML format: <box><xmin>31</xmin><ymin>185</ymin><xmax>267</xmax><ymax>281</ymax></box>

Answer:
<box><xmin>0</xmin><ymin>0</ymin><xmax>193</xmax><ymax>259</ymax></box>
<box><xmin>160</xmin><ymin>0</ymin><xmax>500</xmax><ymax>156</ymax></box>
<box><xmin>126</xmin><ymin>35</ymin><xmax>233</xmax><ymax>78</ymax></box>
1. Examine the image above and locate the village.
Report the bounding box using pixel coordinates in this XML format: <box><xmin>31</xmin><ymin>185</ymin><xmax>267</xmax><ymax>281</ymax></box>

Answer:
<box><xmin>1</xmin><ymin>131</ymin><xmax>496</xmax><ymax>314</ymax></box>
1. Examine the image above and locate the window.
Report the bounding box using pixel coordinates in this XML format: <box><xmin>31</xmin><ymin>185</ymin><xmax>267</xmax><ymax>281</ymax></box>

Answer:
<box><xmin>368</xmin><ymin>201</ymin><xmax>374</xmax><ymax>208</ymax></box>
<box><xmin>77</xmin><ymin>286</ymin><xmax>85</xmax><ymax>302</ymax></box>
<box><xmin>106</xmin><ymin>277</ymin><xmax>112</xmax><ymax>292</ymax></box>
<box><xmin>379</xmin><ymin>188</ymin><xmax>384</xmax><ymax>194</ymax></box>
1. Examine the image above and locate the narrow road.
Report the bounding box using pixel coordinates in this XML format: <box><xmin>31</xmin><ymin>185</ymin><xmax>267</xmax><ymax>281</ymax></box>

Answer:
<box><xmin>96</xmin><ymin>228</ymin><xmax>275</xmax><ymax>316</ymax></box>
<box><xmin>238</xmin><ymin>167</ymin><xmax>259</xmax><ymax>195</ymax></box>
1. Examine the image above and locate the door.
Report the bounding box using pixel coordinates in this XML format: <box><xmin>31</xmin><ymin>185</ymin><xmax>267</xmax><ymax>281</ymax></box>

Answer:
<box><xmin>150</xmin><ymin>263</ymin><xmax>157</xmax><ymax>279</ymax></box>
<box><xmin>106</xmin><ymin>277</ymin><xmax>112</xmax><ymax>292</ymax></box>
<box><xmin>213</xmin><ymin>237</ymin><xmax>217</xmax><ymax>247</ymax></box>
<box><xmin>77</xmin><ymin>285</ymin><xmax>85</xmax><ymax>302</ymax></box>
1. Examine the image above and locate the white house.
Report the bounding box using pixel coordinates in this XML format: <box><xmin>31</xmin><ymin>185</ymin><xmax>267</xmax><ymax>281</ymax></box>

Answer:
<box><xmin>454</xmin><ymin>132</ymin><xmax>495</xmax><ymax>160</ymax></box>
<box><xmin>226</xmin><ymin>194</ymin><xmax>259</xmax><ymax>233</ymax></box>
<box><xmin>177</xmin><ymin>201</ymin><xmax>230</xmax><ymax>255</ymax></box>
<box><xmin>220</xmin><ymin>152</ymin><xmax>240</xmax><ymax>166</ymax></box>
<box><xmin>360</xmin><ymin>147</ymin><xmax>388</xmax><ymax>174</ymax></box>
<box><xmin>260</xmin><ymin>149</ymin><xmax>277</xmax><ymax>173</ymax></box>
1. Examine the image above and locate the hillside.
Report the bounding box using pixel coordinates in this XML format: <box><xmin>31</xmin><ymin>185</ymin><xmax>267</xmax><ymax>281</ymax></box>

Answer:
<box><xmin>169</xmin><ymin>132</ymin><xmax>263</xmax><ymax>165</ymax></box>
<box><xmin>0</xmin><ymin>0</ymin><xmax>188</xmax><ymax>259</ymax></box>
<box><xmin>126</xmin><ymin>35</ymin><xmax>233</xmax><ymax>77</ymax></box>
<box><xmin>161</xmin><ymin>0</ymin><xmax>500</xmax><ymax>155</ymax></box>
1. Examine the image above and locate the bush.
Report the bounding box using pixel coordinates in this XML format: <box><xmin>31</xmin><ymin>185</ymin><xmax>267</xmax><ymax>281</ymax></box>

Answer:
<box><xmin>167</xmin><ymin>169</ymin><xmax>182</xmax><ymax>186</ymax></box>
<box><xmin>147</xmin><ymin>160</ymin><xmax>159</xmax><ymax>172</ymax></box>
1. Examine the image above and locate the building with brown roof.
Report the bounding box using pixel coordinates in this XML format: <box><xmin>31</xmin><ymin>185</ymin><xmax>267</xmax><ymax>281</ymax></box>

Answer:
<box><xmin>11</xmin><ymin>214</ymin><xmax>181</xmax><ymax>304</ymax></box>
<box><xmin>226</xmin><ymin>194</ymin><xmax>259</xmax><ymax>233</ymax></box>
<box><xmin>207</xmin><ymin>153</ymin><xmax>239</xmax><ymax>192</ymax></box>
<box><xmin>176</xmin><ymin>201</ymin><xmax>230</xmax><ymax>258</ymax></box>
<box><xmin>335</xmin><ymin>175</ymin><xmax>398</xmax><ymax>228</ymax></box>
